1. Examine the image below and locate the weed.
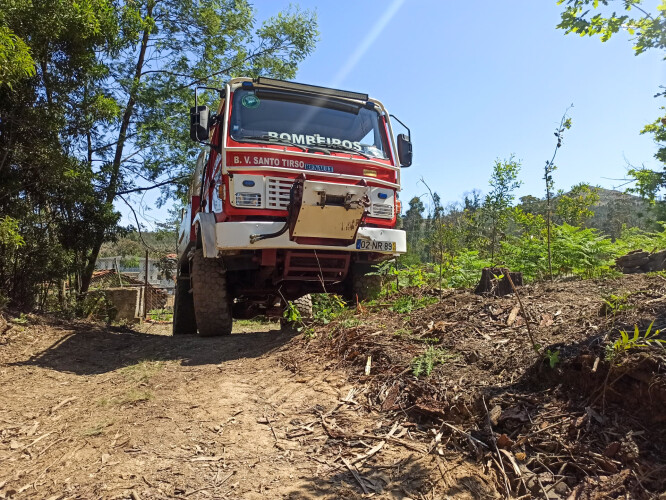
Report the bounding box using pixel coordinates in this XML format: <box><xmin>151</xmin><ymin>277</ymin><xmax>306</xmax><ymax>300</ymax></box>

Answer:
<box><xmin>411</xmin><ymin>347</ymin><xmax>454</xmax><ymax>377</ymax></box>
<box><xmin>303</xmin><ymin>326</ymin><xmax>316</xmax><ymax>340</ymax></box>
<box><xmin>545</xmin><ymin>349</ymin><xmax>560</xmax><ymax>368</ymax></box>
<box><xmin>120</xmin><ymin>360</ymin><xmax>164</xmax><ymax>384</ymax></box>
<box><xmin>393</xmin><ymin>328</ymin><xmax>410</xmax><ymax>337</ymax></box>
<box><xmin>235</xmin><ymin>317</ymin><xmax>272</xmax><ymax>327</ymax></box>
<box><xmin>118</xmin><ymin>389</ymin><xmax>153</xmax><ymax>405</ymax></box>
<box><xmin>339</xmin><ymin>317</ymin><xmax>361</xmax><ymax>329</ymax></box>
<box><xmin>284</xmin><ymin>300</ymin><xmax>304</xmax><ymax>323</ymax></box>
<box><xmin>11</xmin><ymin>313</ymin><xmax>28</xmax><ymax>325</ymax></box>
<box><xmin>601</xmin><ymin>292</ymin><xmax>633</xmax><ymax>316</ymax></box>
<box><xmin>148</xmin><ymin>308</ymin><xmax>173</xmax><ymax>322</ymax></box>
<box><xmin>610</xmin><ymin>321</ymin><xmax>665</xmax><ymax>357</ymax></box>
<box><xmin>391</xmin><ymin>295</ymin><xmax>438</xmax><ymax>314</ymax></box>
<box><xmin>97</xmin><ymin>389</ymin><xmax>153</xmax><ymax>406</ymax></box>
<box><xmin>312</xmin><ymin>294</ymin><xmax>347</xmax><ymax>324</ymax></box>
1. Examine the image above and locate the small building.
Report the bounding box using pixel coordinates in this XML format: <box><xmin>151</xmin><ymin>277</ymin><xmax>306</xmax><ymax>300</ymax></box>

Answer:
<box><xmin>95</xmin><ymin>255</ymin><xmax>176</xmax><ymax>291</ymax></box>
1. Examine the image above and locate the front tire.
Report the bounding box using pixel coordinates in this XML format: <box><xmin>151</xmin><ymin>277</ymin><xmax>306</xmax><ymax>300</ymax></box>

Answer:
<box><xmin>293</xmin><ymin>294</ymin><xmax>313</xmax><ymax>319</ymax></box>
<box><xmin>191</xmin><ymin>250</ymin><xmax>232</xmax><ymax>337</ymax></box>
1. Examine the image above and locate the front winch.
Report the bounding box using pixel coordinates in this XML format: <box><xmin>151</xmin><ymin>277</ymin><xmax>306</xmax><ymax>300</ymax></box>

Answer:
<box><xmin>288</xmin><ymin>179</ymin><xmax>369</xmax><ymax>244</ymax></box>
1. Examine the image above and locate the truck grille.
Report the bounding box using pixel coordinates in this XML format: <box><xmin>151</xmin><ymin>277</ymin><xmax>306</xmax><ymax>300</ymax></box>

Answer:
<box><xmin>266</xmin><ymin>177</ymin><xmax>293</xmax><ymax>210</ymax></box>
<box><xmin>370</xmin><ymin>203</ymin><xmax>394</xmax><ymax>219</ymax></box>
<box><xmin>282</xmin><ymin>251</ymin><xmax>350</xmax><ymax>281</ymax></box>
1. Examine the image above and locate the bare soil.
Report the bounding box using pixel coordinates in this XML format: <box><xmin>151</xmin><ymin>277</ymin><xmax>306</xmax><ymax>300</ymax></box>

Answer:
<box><xmin>0</xmin><ymin>319</ymin><xmax>463</xmax><ymax>499</ymax></box>
<box><xmin>1</xmin><ymin>273</ymin><xmax>665</xmax><ymax>499</ymax></box>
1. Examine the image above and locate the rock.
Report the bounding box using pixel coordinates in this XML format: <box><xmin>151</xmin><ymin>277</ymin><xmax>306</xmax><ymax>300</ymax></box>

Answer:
<box><xmin>616</xmin><ymin>248</ymin><xmax>666</xmax><ymax>273</ymax></box>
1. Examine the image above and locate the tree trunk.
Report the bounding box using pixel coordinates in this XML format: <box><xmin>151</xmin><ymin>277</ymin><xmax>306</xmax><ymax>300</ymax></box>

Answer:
<box><xmin>475</xmin><ymin>267</ymin><xmax>523</xmax><ymax>297</ymax></box>
<box><xmin>79</xmin><ymin>5</ymin><xmax>153</xmax><ymax>295</ymax></box>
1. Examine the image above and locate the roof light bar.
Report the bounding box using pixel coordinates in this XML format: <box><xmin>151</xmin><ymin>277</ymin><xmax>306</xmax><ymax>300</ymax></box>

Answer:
<box><xmin>255</xmin><ymin>77</ymin><xmax>368</xmax><ymax>102</ymax></box>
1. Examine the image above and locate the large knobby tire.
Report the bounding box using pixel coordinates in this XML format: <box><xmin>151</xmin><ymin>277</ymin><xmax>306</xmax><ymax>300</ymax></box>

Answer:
<box><xmin>294</xmin><ymin>294</ymin><xmax>313</xmax><ymax>319</ymax></box>
<box><xmin>172</xmin><ymin>274</ymin><xmax>197</xmax><ymax>335</ymax></box>
<box><xmin>352</xmin><ymin>268</ymin><xmax>382</xmax><ymax>302</ymax></box>
<box><xmin>191</xmin><ymin>250</ymin><xmax>232</xmax><ymax>337</ymax></box>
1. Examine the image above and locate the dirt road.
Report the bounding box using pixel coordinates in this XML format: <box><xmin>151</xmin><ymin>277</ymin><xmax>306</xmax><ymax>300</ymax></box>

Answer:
<box><xmin>4</xmin><ymin>274</ymin><xmax>664</xmax><ymax>499</ymax></box>
<box><xmin>0</xmin><ymin>319</ymin><xmax>459</xmax><ymax>499</ymax></box>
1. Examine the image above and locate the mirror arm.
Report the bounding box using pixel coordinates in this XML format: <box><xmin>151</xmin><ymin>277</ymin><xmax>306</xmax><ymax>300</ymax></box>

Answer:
<box><xmin>390</xmin><ymin>114</ymin><xmax>411</xmax><ymax>141</ymax></box>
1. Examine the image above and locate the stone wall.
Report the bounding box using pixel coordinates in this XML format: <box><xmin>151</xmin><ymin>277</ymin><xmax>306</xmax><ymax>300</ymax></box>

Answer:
<box><xmin>104</xmin><ymin>287</ymin><xmax>143</xmax><ymax>322</ymax></box>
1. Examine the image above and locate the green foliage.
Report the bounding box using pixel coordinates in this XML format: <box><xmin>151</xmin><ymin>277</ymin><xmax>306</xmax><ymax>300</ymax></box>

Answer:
<box><xmin>0</xmin><ymin>217</ymin><xmax>24</xmax><ymax>249</ymax></box>
<box><xmin>311</xmin><ymin>294</ymin><xmax>346</xmax><ymax>324</ymax></box>
<box><xmin>412</xmin><ymin>347</ymin><xmax>454</xmax><ymax>377</ymax></box>
<box><xmin>481</xmin><ymin>156</ymin><xmax>523</xmax><ymax>262</ymax></box>
<box><xmin>556</xmin><ymin>1</ymin><xmax>666</xmax><ymax>55</ymax></box>
<box><xmin>557</xmin><ymin>0</ymin><xmax>666</xmax><ymax>185</ymax></box>
<box><xmin>556</xmin><ymin>183</ymin><xmax>600</xmax><ymax>227</ymax></box>
<box><xmin>545</xmin><ymin>349</ymin><xmax>561</xmax><ymax>368</ymax></box>
<box><xmin>148</xmin><ymin>309</ymin><xmax>173</xmax><ymax>321</ymax></box>
<box><xmin>551</xmin><ymin>224</ymin><xmax>615</xmax><ymax>277</ymax></box>
<box><xmin>0</xmin><ymin>26</ymin><xmax>35</xmax><ymax>88</ymax></box>
<box><xmin>390</xmin><ymin>295</ymin><xmax>438</xmax><ymax>314</ymax></box>
<box><xmin>601</xmin><ymin>292</ymin><xmax>633</xmax><ymax>316</ymax></box>
<box><xmin>443</xmin><ymin>251</ymin><xmax>493</xmax><ymax>288</ymax></box>
<box><xmin>283</xmin><ymin>300</ymin><xmax>302</xmax><ymax>324</ymax></box>
<box><xmin>610</xmin><ymin>322</ymin><xmax>665</xmax><ymax>356</ymax></box>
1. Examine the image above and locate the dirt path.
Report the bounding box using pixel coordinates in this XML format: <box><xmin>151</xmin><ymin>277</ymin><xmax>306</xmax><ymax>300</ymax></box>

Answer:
<box><xmin>0</xmin><ymin>319</ymin><xmax>460</xmax><ymax>499</ymax></box>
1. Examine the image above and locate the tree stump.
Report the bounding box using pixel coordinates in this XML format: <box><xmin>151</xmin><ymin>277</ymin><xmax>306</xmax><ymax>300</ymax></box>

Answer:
<box><xmin>475</xmin><ymin>267</ymin><xmax>523</xmax><ymax>297</ymax></box>
<box><xmin>615</xmin><ymin>249</ymin><xmax>666</xmax><ymax>273</ymax></box>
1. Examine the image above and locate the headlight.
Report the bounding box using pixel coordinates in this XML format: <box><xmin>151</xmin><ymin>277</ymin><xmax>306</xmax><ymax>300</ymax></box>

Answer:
<box><xmin>235</xmin><ymin>192</ymin><xmax>262</xmax><ymax>207</ymax></box>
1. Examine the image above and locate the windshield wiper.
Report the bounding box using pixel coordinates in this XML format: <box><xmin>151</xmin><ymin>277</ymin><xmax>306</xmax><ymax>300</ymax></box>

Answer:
<box><xmin>234</xmin><ymin>134</ymin><xmax>306</xmax><ymax>152</ymax></box>
<box><xmin>306</xmin><ymin>146</ymin><xmax>331</xmax><ymax>155</ymax></box>
<box><xmin>325</xmin><ymin>143</ymin><xmax>372</xmax><ymax>159</ymax></box>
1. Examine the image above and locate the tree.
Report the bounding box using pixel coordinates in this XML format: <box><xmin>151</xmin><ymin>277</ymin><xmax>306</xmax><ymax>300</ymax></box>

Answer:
<box><xmin>403</xmin><ymin>196</ymin><xmax>426</xmax><ymax>261</ymax></box>
<box><xmin>544</xmin><ymin>107</ymin><xmax>573</xmax><ymax>280</ymax></box>
<box><xmin>556</xmin><ymin>183</ymin><xmax>600</xmax><ymax>226</ymax></box>
<box><xmin>0</xmin><ymin>0</ymin><xmax>121</xmax><ymax>308</ymax></box>
<box><xmin>0</xmin><ymin>26</ymin><xmax>34</xmax><ymax>88</ymax></box>
<box><xmin>481</xmin><ymin>156</ymin><xmax>523</xmax><ymax>263</ymax></box>
<box><xmin>557</xmin><ymin>1</ymin><xmax>666</xmax><ymax>193</ymax></box>
<box><xmin>78</xmin><ymin>0</ymin><xmax>319</xmax><ymax>293</ymax></box>
<box><xmin>0</xmin><ymin>1</ymin><xmax>319</xmax><ymax>308</ymax></box>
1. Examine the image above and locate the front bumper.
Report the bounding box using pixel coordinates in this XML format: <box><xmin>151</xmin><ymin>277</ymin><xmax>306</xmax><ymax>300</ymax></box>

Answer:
<box><xmin>214</xmin><ymin>221</ymin><xmax>406</xmax><ymax>255</ymax></box>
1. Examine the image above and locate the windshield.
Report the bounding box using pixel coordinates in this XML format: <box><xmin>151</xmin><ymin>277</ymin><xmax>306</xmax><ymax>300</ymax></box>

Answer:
<box><xmin>229</xmin><ymin>88</ymin><xmax>389</xmax><ymax>159</ymax></box>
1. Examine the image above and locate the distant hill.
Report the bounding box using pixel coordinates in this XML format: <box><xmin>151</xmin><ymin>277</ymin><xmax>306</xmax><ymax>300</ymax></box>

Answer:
<box><xmin>100</xmin><ymin>230</ymin><xmax>177</xmax><ymax>259</ymax></box>
<box><xmin>519</xmin><ymin>187</ymin><xmax>660</xmax><ymax>239</ymax></box>
<box><xmin>587</xmin><ymin>188</ymin><xmax>657</xmax><ymax>238</ymax></box>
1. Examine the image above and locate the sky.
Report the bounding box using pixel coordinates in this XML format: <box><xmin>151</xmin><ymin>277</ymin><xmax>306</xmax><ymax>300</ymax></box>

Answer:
<box><xmin>122</xmin><ymin>0</ymin><xmax>665</xmax><ymax>227</ymax></box>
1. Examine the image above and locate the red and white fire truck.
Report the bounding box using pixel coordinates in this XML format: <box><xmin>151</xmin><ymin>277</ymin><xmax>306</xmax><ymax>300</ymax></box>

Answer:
<box><xmin>174</xmin><ymin>77</ymin><xmax>412</xmax><ymax>336</ymax></box>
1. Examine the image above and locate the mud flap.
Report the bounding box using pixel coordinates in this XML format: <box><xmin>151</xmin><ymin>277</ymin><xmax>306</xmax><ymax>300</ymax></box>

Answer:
<box><xmin>194</xmin><ymin>212</ymin><xmax>218</xmax><ymax>258</ymax></box>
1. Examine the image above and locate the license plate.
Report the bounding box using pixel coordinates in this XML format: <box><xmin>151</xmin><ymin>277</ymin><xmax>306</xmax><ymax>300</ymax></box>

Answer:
<box><xmin>356</xmin><ymin>239</ymin><xmax>396</xmax><ymax>251</ymax></box>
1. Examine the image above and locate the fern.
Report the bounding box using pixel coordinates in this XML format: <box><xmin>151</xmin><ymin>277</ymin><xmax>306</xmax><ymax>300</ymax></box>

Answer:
<box><xmin>411</xmin><ymin>347</ymin><xmax>454</xmax><ymax>377</ymax></box>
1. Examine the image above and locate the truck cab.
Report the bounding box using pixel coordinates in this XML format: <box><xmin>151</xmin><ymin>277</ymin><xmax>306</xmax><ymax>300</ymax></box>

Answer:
<box><xmin>174</xmin><ymin>77</ymin><xmax>412</xmax><ymax>336</ymax></box>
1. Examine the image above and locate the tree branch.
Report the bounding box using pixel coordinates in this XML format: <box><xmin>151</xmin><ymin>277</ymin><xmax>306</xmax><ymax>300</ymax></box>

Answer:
<box><xmin>115</xmin><ymin>176</ymin><xmax>188</xmax><ymax>196</ymax></box>
<box><xmin>117</xmin><ymin>194</ymin><xmax>158</xmax><ymax>252</ymax></box>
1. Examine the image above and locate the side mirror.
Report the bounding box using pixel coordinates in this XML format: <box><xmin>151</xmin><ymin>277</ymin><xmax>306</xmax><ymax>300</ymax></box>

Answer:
<box><xmin>397</xmin><ymin>133</ymin><xmax>412</xmax><ymax>167</ymax></box>
<box><xmin>190</xmin><ymin>105</ymin><xmax>210</xmax><ymax>142</ymax></box>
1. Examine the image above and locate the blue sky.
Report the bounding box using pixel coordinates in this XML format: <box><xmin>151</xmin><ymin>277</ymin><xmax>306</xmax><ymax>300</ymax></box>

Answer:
<box><xmin>123</xmin><ymin>0</ymin><xmax>665</xmax><ymax>226</ymax></box>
